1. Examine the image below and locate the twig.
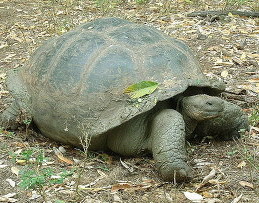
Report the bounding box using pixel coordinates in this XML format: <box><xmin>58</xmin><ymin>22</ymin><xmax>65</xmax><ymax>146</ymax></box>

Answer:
<box><xmin>246</xmin><ymin>143</ymin><xmax>259</xmax><ymax>147</ymax></box>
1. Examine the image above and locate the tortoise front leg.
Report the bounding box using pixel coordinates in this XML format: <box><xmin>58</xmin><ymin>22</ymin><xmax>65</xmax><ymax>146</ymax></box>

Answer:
<box><xmin>149</xmin><ymin>109</ymin><xmax>193</xmax><ymax>182</ymax></box>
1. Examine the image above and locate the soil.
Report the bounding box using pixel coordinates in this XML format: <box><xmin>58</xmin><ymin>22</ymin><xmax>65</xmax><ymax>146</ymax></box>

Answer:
<box><xmin>0</xmin><ymin>0</ymin><xmax>258</xmax><ymax>202</ymax></box>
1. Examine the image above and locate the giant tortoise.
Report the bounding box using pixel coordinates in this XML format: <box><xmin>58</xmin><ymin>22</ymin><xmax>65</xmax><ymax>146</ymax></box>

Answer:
<box><xmin>0</xmin><ymin>18</ymin><xmax>248</xmax><ymax>181</ymax></box>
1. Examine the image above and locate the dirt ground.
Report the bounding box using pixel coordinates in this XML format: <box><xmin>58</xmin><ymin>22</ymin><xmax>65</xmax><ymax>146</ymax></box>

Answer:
<box><xmin>0</xmin><ymin>0</ymin><xmax>258</xmax><ymax>202</ymax></box>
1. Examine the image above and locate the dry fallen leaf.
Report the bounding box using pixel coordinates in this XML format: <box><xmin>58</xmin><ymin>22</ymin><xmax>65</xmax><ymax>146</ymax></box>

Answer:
<box><xmin>164</xmin><ymin>192</ymin><xmax>173</xmax><ymax>201</ymax></box>
<box><xmin>97</xmin><ymin>169</ymin><xmax>106</xmax><ymax>178</ymax></box>
<box><xmin>120</xmin><ymin>158</ymin><xmax>134</xmax><ymax>172</ymax></box>
<box><xmin>221</xmin><ymin>70</ymin><xmax>229</xmax><ymax>78</ymax></box>
<box><xmin>0</xmin><ymin>73</ymin><xmax>6</xmax><ymax>79</ymax></box>
<box><xmin>231</xmin><ymin>194</ymin><xmax>243</xmax><ymax>203</ymax></box>
<box><xmin>248</xmin><ymin>78</ymin><xmax>259</xmax><ymax>85</ymax></box>
<box><xmin>237</xmin><ymin>84</ymin><xmax>259</xmax><ymax>93</ymax></box>
<box><xmin>202</xmin><ymin>168</ymin><xmax>216</xmax><ymax>184</ymax></box>
<box><xmin>206</xmin><ymin>198</ymin><xmax>221</xmax><ymax>203</ymax></box>
<box><xmin>232</xmin><ymin>57</ymin><xmax>243</xmax><ymax>65</ymax></box>
<box><xmin>0</xmin><ymin>193</ymin><xmax>17</xmax><ymax>203</ymax></box>
<box><xmin>13</xmin><ymin>149</ymin><xmax>23</xmax><ymax>155</ymax></box>
<box><xmin>183</xmin><ymin>191</ymin><xmax>203</xmax><ymax>202</ymax></box>
<box><xmin>196</xmin><ymin>168</ymin><xmax>217</xmax><ymax>190</ymax></box>
<box><xmin>222</xmin><ymin>29</ymin><xmax>231</xmax><ymax>35</ymax></box>
<box><xmin>77</xmin><ymin>186</ymin><xmax>109</xmax><ymax>192</ymax></box>
<box><xmin>247</xmin><ymin>53</ymin><xmax>259</xmax><ymax>58</ymax></box>
<box><xmin>215</xmin><ymin>58</ymin><xmax>233</xmax><ymax>66</ymax></box>
<box><xmin>6</xmin><ymin>179</ymin><xmax>16</xmax><ymax>187</ymax></box>
<box><xmin>11</xmin><ymin>167</ymin><xmax>20</xmax><ymax>176</ymax></box>
<box><xmin>58</xmin><ymin>146</ymin><xmax>66</xmax><ymax>153</ymax></box>
<box><xmin>208</xmin><ymin>179</ymin><xmax>227</xmax><ymax>185</ymax></box>
<box><xmin>111</xmin><ymin>179</ymin><xmax>157</xmax><ymax>192</ymax></box>
<box><xmin>4</xmin><ymin>53</ymin><xmax>16</xmax><ymax>61</ymax></box>
<box><xmin>16</xmin><ymin>159</ymin><xmax>27</xmax><ymax>165</ymax></box>
<box><xmin>0</xmin><ymin>41</ymin><xmax>8</xmax><ymax>50</ymax></box>
<box><xmin>29</xmin><ymin>191</ymin><xmax>41</xmax><ymax>200</ymax></box>
<box><xmin>7</xmin><ymin>31</ymin><xmax>23</xmax><ymax>42</ymax></box>
<box><xmin>239</xmin><ymin>181</ymin><xmax>254</xmax><ymax>189</ymax></box>
<box><xmin>0</xmin><ymin>197</ymin><xmax>17</xmax><ymax>202</ymax></box>
<box><xmin>240</xmin><ymin>53</ymin><xmax>247</xmax><ymax>60</ymax></box>
<box><xmin>53</xmin><ymin>147</ymin><xmax>74</xmax><ymax>165</ymax></box>
<box><xmin>251</xmin><ymin>126</ymin><xmax>259</xmax><ymax>132</ymax></box>
<box><xmin>111</xmin><ymin>183</ymin><xmax>134</xmax><ymax>192</ymax></box>
<box><xmin>78</xmin><ymin>170</ymin><xmax>106</xmax><ymax>189</ymax></box>
<box><xmin>207</xmin><ymin>46</ymin><xmax>221</xmax><ymax>51</ymax></box>
<box><xmin>202</xmin><ymin>191</ymin><xmax>214</xmax><ymax>198</ymax></box>
<box><xmin>0</xmin><ymin>164</ymin><xmax>8</xmax><ymax>168</ymax></box>
<box><xmin>237</xmin><ymin>161</ymin><xmax>246</xmax><ymax>168</ymax></box>
<box><xmin>113</xmin><ymin>194</ymin><xmax>122</xmax><ymax>203</ymax></box>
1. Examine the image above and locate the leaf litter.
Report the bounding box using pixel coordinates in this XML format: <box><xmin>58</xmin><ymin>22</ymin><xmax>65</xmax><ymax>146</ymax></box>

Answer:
<box><xmin>0</xmin><ymin>0</ymin><xmax>258</xmax><ymax>202</ymax></box>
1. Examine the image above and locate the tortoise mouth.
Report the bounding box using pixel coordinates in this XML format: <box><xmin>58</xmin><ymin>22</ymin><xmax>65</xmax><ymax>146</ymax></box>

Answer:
<box><xmin>202</xmin><ymin>110</ymin><xmax>223</xmax><ymax>119</ymax></box>
<box><xmin>186</xmin><ymin>109</ymin><xmax>223</xmax><ymax>121</ymax></box>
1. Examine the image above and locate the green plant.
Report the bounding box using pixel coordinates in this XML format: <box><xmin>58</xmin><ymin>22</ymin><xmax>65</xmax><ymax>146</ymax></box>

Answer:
<box><xmin>227</xmin><ymin>144</ymin><xmax>258</xmax><ymax>170</ymax></box>
<box><xmin>94</xmin><ymin>0</ymin><xmax>122</xmax><ymax>13</ymax></box>
<box><xmin>9</xmin><ymin>147</ymin><xmax>47</xmax><ymax>165</ymax></box>
<box><xmin>227</xmin><ymin>149</ymin><xmax>239</xmax><ymax>156</ymax></box>
<box><xmin>55</xmin><ymin>200</ymin><xmax>66</xmax><ymax>203</ymax></box>
<box><xmin>249</xmin><ymin>107</ymin><xmax>259</xmax><ymax>127</ymax></box>
<box><xmin>87</xmin><ymin>151</ymin><xmax>99</xmax><ymax>159</ymax></box>
<box><xmin>95</xmin><ymin>165</ymin><xmax>110</xmax><ymax>171</ymax></box>
<box><xmin>21</xmin><ymin>149</ymin><xmax>35</xmax><ymax>161</ymax></box>
<box><xmin>230</xmin><ymin>129</ymin><xmax>259</xmax><ymax>191</ymax></box>
<box><xmin>22</xmin><ymin>117</ymin><xmax>32</xmax><ymax>137</ymax></box>
<box><xmin>135</xmin><ymin>0</ymin><xmax>149</xmax><ymax>4</ymax></box>
<box><xmin>19</xmin><ymin>167</ymin><xmax>74</xmax><ymax>201</ymax></box>
<box><xmin>19</xmin><ymin>168</ymin><xmax>53</xmax><ymax>190</ymax></box>
<box><xmin>23</xmin><ymin>119</ymin><xmax>31</xmax><ymax>126</ymax></box>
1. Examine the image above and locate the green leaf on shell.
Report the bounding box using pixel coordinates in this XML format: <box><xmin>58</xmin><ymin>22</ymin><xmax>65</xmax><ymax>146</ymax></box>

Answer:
<box><xmin>124</xmin><ymin>81</ymin><xmax>159</xmax><ymax>99</ymax></box>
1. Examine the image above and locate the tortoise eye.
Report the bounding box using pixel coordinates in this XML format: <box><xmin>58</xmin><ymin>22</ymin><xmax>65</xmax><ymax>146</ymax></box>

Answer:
<box><xmin>206</xmin><ymin>102</ymin><xmax>213</xmax><ymax>105</ymax></box>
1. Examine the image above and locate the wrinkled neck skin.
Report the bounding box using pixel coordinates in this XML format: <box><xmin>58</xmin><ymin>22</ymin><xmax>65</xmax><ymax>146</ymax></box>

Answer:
<box><xmin>176</xmin><ymin>97</ymin><xmax>198</xmax><ymax>140</ymax></box>
<box><xmin>182</xmin><ymin>111</ymin><xmax>198</xmax><ymax>140</ymax></box>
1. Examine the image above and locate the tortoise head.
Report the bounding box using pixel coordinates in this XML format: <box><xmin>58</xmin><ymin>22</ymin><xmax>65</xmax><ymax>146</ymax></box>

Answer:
<box><xmin>182</xmin><ymin>94</ymin><xmax>224</xmax><ymax>121</ymax></box>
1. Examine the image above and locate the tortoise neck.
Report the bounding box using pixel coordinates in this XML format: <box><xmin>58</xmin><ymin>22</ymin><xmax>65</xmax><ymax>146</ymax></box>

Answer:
<box><xmin>182</xmin><ymin>112</ymin><xmax>198</xmax><ymax>140</ymax></box>
<box><xmin>177</xmin><ymin>98</ymin><xmax>198</xmax><ymax>139</ymax></box>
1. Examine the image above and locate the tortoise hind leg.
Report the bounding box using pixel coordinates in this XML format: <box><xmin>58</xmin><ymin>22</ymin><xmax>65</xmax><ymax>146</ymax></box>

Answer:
<box><xmin>0</xmin><ymin>101</ymin><xmax>20</xmax><ymax>129</ymax></box>
<box><xmin>106</xmin><ymin>113</ymin><xmax>148</xmax><ymax>156</ymax></box>
<box><xmin>149</xmin><ymin>109</ymin><xmax>193</xmax><ymax>182</ymax></box>
<box><xmin>1</xmin><ymin>68</ymin><xmax>31</xmax><ymax>130</ymax></box>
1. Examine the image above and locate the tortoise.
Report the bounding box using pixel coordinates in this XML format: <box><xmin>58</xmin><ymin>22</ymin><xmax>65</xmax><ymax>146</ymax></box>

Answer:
<box><xmin>0</xmin><ymin>18</ymin><xmax>248</xmax><ymax>182</ymax></box>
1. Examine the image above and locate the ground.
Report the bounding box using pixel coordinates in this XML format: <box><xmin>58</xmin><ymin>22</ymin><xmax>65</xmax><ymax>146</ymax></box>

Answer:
<box><xmin>0</xmin><ymin>0</ymin><xmax>258</xmax><ymax>202</ymax></box>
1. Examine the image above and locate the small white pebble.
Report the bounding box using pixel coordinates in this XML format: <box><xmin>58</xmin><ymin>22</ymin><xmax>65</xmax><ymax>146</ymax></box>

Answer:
<box><xmin>138</xmin><ymin>98</ymin><xmax>142</xmax><ymax>102</ymax></box>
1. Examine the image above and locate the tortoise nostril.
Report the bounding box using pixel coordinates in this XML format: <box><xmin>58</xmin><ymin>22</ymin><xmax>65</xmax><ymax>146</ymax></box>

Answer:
<box><xmin>206</xmin><ymin>102</ymin><xmax>213</xmax><ymax>105</ymax></box>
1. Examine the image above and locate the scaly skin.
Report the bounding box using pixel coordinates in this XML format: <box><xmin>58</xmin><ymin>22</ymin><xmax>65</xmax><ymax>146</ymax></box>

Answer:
<box><xmin>181</xmin><ymin>95</ymin><xmax>224</xmax><ymax>139</ymax></box>
<box><xmin>149</xmin><ymin>109</ymin><xmax>193</xmax><ymax>181</ymax></box>
<box><xmin>0</xmin><ymin>68</ymin><xmax>30</xmax><ymax>129</ymax></box>
<box><xmin>0</xmin><ymin>94</ymin><xmax>248</xmax><ymax>182</ymax></box>
<box><xmin>0</xmin><ymin>102</ymin><xmax>20</xmax><ymax>129</ymax></box>
<box><xmin>105</xmin><ymin>108</ymin><xmax>193</xmax><ymax>182</ymax></box>
<box><xmin>194</xmin><ymin>100</ymin><xmax>249</xmax><ymax>141</ymax></box>
<box><xmin>104</xmin><ymin>95</ymin><xmax>248</xmax><ymax>182</ymax></box>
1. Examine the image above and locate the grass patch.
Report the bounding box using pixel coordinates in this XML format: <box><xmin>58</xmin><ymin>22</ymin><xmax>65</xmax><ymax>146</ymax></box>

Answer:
<box><xmin>249</xmin><ymin>106</ymin><xmax>259</xmax><ymax>127</ymax></box>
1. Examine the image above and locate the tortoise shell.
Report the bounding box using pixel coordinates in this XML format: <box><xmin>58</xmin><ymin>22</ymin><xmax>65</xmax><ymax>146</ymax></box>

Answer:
<box><xmin>8</xmin><ymin>18</ymin><xmax>224</xmax><ymax>145</ymax></box>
